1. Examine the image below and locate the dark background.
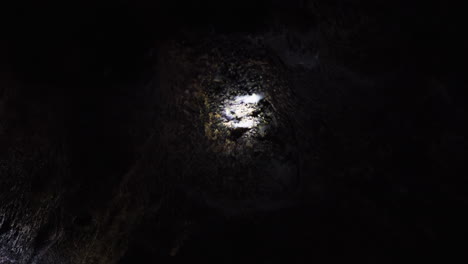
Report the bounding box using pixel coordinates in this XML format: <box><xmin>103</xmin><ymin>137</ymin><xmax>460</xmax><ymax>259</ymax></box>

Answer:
<box><xmin>1</xmin><ymin>0</ymin><xmax>466</xmax><ymax>263</ymax></box>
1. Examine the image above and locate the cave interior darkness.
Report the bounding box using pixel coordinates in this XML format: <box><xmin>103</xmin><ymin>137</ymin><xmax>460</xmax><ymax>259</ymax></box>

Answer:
<box><xmin>0</xmin><ymin>1</ymin><xmax>467</xmax><ymax>263</ymax></box>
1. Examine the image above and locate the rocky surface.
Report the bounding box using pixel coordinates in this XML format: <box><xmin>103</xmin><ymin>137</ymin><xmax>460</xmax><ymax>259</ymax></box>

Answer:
<box><xmin>1</xmin><ymin>1</ymin><xmax>466</xmax><ymax>263</ymax></box>
<box><xmin>156</xmin><ymin>36</ymin><xmax>302</xmax><ymax>210</ymax></box>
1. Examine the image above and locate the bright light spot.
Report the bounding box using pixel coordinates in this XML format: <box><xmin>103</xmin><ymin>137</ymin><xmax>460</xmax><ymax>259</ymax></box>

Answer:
<box><xmin>221</xmin><ymin>93</ymin><xmax>264</xmax><ymax>129</ymax></box>
<box><xmin>234</xmin><ymin>93</ymin><xmax>264</xmax><ymax>104</ymax></box>
<box><xmin>233</xmin><ymin>119</ymin><xmax>255</xmax><ymax>128</ymax></box>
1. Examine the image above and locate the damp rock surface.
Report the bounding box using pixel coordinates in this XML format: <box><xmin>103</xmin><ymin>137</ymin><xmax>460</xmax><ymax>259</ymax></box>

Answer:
<box><xmin>156</xmin><ymin>35</ymin><xmax>302</xmax><ymax>211</ymax></box>
<box><xmin>0</xmin><ymin>1</ymin><xmax>465</xmax><ymax>263</ymax></box>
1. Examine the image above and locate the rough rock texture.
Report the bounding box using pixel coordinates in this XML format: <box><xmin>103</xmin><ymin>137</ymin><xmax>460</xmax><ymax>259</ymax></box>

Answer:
<box><xmin>156</xmin><ymin>36</ymin><xmax>302</xmax><ymax>211</ymax></box>
<box><xmin>0</xmin><ymin>77</ymin><xmax>66</xmax><ymax>264</ymax></box>
<box><xmin>1</xmin><ymin>1</ymin><xmax>466</xmax><ymax>263</ymax></box>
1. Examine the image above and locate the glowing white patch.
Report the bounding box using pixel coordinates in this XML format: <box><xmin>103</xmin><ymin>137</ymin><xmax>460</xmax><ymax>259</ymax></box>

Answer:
<box><xmin>221</xmin><ymin>93</ymin><xmax>264</xmax><ymax>129</ymax></box>
<box><xmin>232</xmin><ymin>119</ymin><xmax>255</xmax><ymax>128</ymax></box>
<box><xmin>234</xmin><ymin>93</ymin><xmax>264</xmax><ymax>104</ymax></box>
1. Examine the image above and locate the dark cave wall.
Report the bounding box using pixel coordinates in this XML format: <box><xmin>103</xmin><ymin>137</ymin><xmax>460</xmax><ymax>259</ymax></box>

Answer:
<box><xmin>0</xmin><ymin>1</ymin><xmax>466</xmax><ymax>263</ymax></box>
<box><xmin>0</xmin><ymin>77</ymin><xmax>66</xmax><ymax>263</ymax></box>
<box><xmin>1</xmin><ymin>64</ymin><xmax>160</xmax><ymax>264</ymax></box>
